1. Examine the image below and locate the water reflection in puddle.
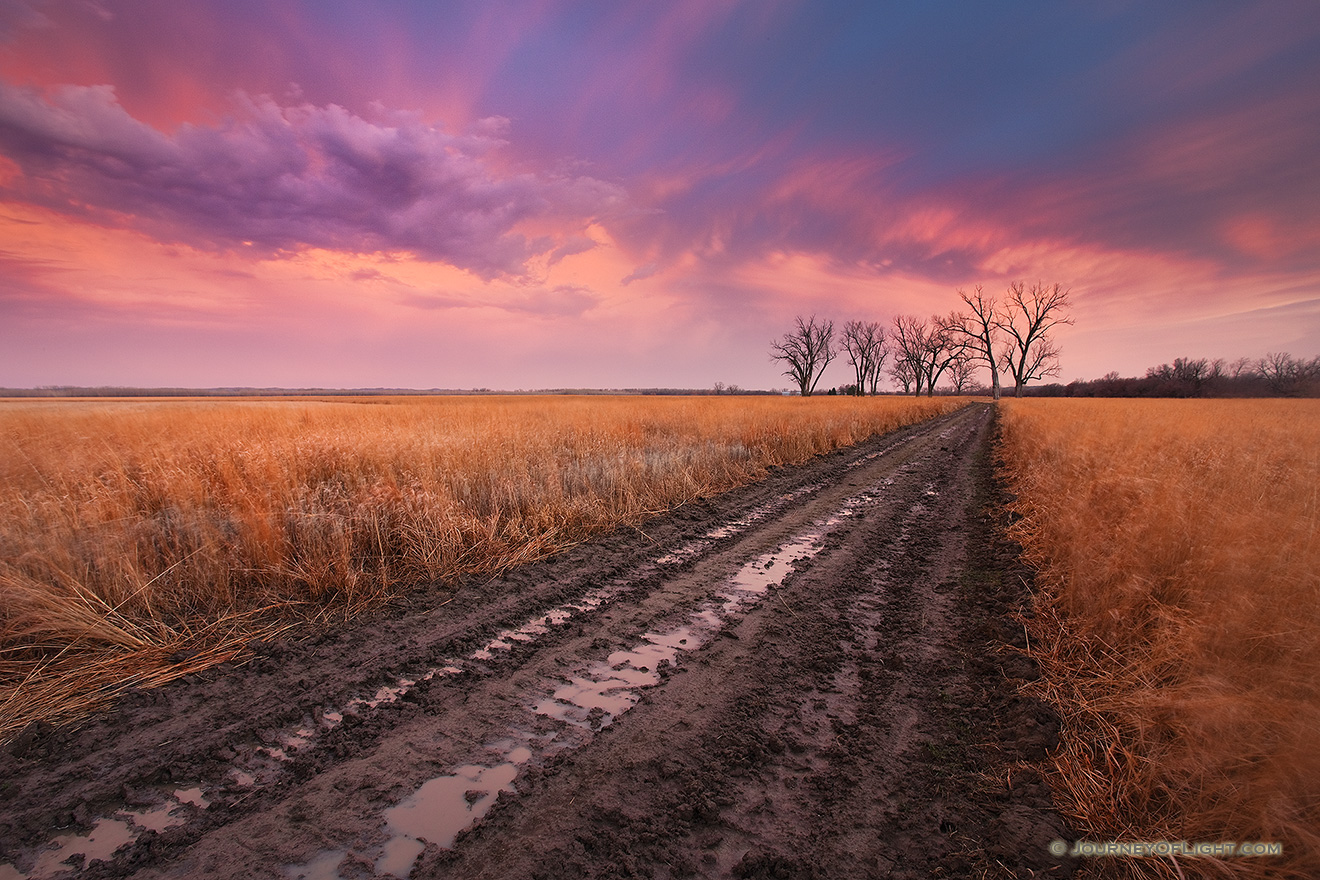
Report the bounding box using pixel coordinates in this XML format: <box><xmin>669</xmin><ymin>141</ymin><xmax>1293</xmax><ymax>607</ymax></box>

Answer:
<box><xmin>0</xmin><ymin>788</ymin><xmax>209</xmax><ymax>880</ymax></box>
<box><xmin>375</xmin><ymin>749</ymin><xmax>531</xmax><ymax>877</ymax></box>
<box><xmin>538</xmin><ymin>517</ymin><xmax>844</xmax><ymax>727</ymax></box>
<box><xmin>531</xmin><ymin>627</ymin><xmax>697</xmax><ymax>729</ymax></box>
<box><xmin>654</xmin><ymin>481</ymin><xmax>826</xmax><ymax>565</ymax></box>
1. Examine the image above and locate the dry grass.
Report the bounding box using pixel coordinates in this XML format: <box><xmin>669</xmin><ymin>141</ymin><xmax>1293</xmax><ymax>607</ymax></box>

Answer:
<box><xmin>997</xmin><ymin>399</ymin><xmax>1320</xmax><ymax>879</ymax></box>
<box><xmin>1</xmin><ymin>394</ymin><xmax>967</xmax><ymax>737</ymax></box>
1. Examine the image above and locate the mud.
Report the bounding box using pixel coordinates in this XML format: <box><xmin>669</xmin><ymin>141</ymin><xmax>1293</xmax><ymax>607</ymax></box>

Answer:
<box><xmin>1</xmin><ymin>403</ymin><xmax>1075</xmax><ymax>879</ymax></box>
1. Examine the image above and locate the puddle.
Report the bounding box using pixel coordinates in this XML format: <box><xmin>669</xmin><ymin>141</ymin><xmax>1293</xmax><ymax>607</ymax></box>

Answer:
<box><xmin>287</xmin><ymin>744</ymin><xmax>538</xmax><ymax>880</ymax></box>
<box><xmin>531</xmin><ymin>626</ymin><xmax>699</xmax><ymax>729</ymax></box>
<box><xmin>0</xmin><ymin>787</ymin><xmax>210</xmax><ymax>880</ymax></box>
<box><xmin>229</xmin><ymin>769</ymin><xmax>257</xmax><ymax>787</ymax></box>
<box><xmin>29</xmin><ymin>819</ymin><xmax>135</xmax><ymax>878</ymax></box>
<box><xmin>174</xmin><ymin>787</ymin><xmax>208</xmax><ymax>808</ymax></box>
<box><xmin>721</xmin><ymin>527</ymin><xmax>831</xmax><ymax>607</ymax></box>
<box><xmin>531</xmin><ymin>473</ymin><xmax>900</xmax><ymax>735</ymax></box>
<box><xmin>376</xmin><ymin>750</ymin><xmax>530</xmax><ymax>876</ymax></box>
<box><xmin>283</xmin><ymin>850</ymin><xmax>346</xmax><ymax>880</ymax></box>
<box><xmin>656</xmin><ymin>480</ymin><xmax>828</xmax><ymax>564</ymax></box>
<box><xmin>237</xmin><ymin>580</ymin><xmax>643</xmax><ymax>780</ymax></box>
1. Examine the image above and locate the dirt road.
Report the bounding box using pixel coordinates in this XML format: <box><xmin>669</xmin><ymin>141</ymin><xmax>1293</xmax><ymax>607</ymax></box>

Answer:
<box><xmin>1</xmin><ymin>403</ymin><xmax>1074</xmax><ymax>879</ymax></box>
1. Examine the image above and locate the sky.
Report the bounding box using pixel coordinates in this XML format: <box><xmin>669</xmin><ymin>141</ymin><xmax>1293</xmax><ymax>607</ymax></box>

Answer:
<box><xmin>1</xmin><ymin>0</ymin><xmax>1318</xmax><ymax>391</ymax></box>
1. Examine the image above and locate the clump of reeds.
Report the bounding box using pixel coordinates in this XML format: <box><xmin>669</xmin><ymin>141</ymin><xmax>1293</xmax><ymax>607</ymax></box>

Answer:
<box><xmin>997</xmin><ymin>399</ymin><xmax>1320</xmax><ymax>879</ymax></box>
<box><xmin>0</xmin><ymin>394</ymin><xmax>966</xmax><ymax>736</ymax></box>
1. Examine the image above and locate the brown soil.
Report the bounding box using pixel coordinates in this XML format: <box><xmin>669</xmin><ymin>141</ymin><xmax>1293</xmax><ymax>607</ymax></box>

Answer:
<box><xmin>1</xmin><ymin>403</ymin><xmax>1075</xmax><ymax>879</ymax></box>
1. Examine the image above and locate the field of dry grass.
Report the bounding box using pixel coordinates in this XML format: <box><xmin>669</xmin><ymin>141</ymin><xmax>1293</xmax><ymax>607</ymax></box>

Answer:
<box><xmin>998</xmin><ymin>399</ymin><xmax>1320</xmax><ymax>879</ymax></box>
<box><xmin>0</xmin><ymin>394</ymin><xmax>967</xmax><ymax>737</ymax></box>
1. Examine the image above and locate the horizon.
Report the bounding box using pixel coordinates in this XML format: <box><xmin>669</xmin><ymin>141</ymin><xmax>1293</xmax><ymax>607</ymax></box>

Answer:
<box><xmin>2</xmin><ymin>2</ymin><xmax>1318</xmax><ymax>391</ymax></box>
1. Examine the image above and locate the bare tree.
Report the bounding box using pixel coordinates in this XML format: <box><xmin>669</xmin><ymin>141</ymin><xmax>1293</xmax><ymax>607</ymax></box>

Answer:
<box><xmin>842</xmin><ymin>320</ymin><xmax>888</xmax><ymax>396</ymax></box>
<box><xmin>944</xmin><ymin>349</ymin><xmax>978</xmax><ymax>394</ymax></box>
<box><xmin>921</xmin><ymin>312</ymin><xmax>973</xmax><ymax>396</ymax></box>
<box><xmin>865</xmin><ymin>342</ymin><xmax>889</xmax><ymax>395</ymax></box>
<box><xmin>770</xmin><ymin>316</ymin><xmax>836</xmax><ymax>396</ymax></box>
<box><xmin>953</xmin><ymin>285</ymin><xmax>1003</xmax><ymax>400</ymax></box>
<box><xmin>1147</xmin><ymin>357</ymin><xmax>1216</xmax><ymax>396</ymax></box>
<box><xmin>1228</xmin><ymin>356</ymin><xmax>1254</xmax><ymax>379</ymax></box>
<box><xmin>1256</xmin><ymin>352</ymin><xmax>1320</xmax><ymax>395</ymax></box>
<box><xmin>888</xmin><ymin>356</ymin><xmax>915</xmax><ymax>394</ymax></box>
<box><xmin>996</xmin><ymin>281</ymin><xmax>1074</xmax><ymax>397</ymax></box>
<box><xmin>890</xmin><ymin>315</ymin><xmax>931</xmax><ymax>396</ymax></box>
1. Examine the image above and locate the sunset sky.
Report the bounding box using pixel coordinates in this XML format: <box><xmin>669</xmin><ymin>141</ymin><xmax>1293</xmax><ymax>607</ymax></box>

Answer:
<box><xmin>1</xmin><ymin>1</ymin><xmax>1318</xmax><ymax>390</ymax></box>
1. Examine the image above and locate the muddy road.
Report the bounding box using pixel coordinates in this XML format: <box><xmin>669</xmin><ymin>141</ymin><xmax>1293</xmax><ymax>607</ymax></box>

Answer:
<box><xmin>2</xmin><ymin>403</ymin><xmax>1074</xmax><ymax>879</ymax></box>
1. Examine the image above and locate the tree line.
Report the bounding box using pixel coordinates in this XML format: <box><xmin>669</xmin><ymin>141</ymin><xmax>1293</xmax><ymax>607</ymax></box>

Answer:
<box><xmin>1031</xmin><ymin>352</ymin><xmax>1320</xmax><ymax>398</ymax></box>
<box><xmin>770</xmin><ymin>281</ymin><xmax>1073</xmax><ymax>398</ymax></box>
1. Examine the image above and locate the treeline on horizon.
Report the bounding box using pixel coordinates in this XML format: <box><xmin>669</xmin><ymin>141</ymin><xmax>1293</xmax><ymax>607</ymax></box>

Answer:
<box><xmin>5</xmin><ymin>353</ymin><xmax>1319</xmax><ymax>400</ymax></box>
<box><xmin>1021</xmin><ymin>351</ymin><xmax>1320</xmax><ymax>398</ymax></box>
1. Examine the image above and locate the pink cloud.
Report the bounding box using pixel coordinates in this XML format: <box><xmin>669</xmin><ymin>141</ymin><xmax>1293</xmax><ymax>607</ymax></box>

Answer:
<box><xmin>0</xmin><ymin>82</ymin><xmax>627</xmax><ymax>279</ymax></box>
<box><xmin>400</xmin><ymin>283</ymin><xmax>600</xmax><ymax>318</ymax></box>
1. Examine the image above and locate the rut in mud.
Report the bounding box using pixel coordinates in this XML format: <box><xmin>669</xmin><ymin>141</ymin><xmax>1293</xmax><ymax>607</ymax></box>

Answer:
<box><xmin>1</xmin><ymin>403</ymin><xmax>1075</xmax><ymax>880</ymax></box>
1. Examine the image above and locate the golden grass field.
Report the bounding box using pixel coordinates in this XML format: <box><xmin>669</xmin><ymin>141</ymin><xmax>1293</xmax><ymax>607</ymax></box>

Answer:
<box><xmin>998</xmin><ymin>399</ymin><xmax>1320</xmax><ymax>880</ymax></box>
<box><xmin>0</xmin><ymin>394</ymin><xmax>966</xmax><ymax>736</ymax></box>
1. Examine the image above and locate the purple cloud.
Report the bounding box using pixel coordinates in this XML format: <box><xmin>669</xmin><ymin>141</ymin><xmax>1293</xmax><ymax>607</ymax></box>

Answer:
<box><xmin>620</xmin><ymin>261</ymin><xmax>659</xmax><ymax>285</ymax></box>
<box><xmin>0</xmin><ymin>83</ymin><xmax>627</xmax><ymax>279</ymax></box>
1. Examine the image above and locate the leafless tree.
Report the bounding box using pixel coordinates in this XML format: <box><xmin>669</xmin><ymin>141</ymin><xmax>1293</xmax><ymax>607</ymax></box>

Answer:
<box><xmin>953</xmin><ymin>285</ymin><xmax>1003</xmax><ymax>400</ymax></box>
<box><xmin>1147</xmin><ymin>357</ymin><xmax>1219</xmax><ymax>395</ymax></box>
<box><xmin>921</xmin><ymin>313</ymin><xmax>973</xmax><ymax>396</ymax></box>
<box><xmin>770</xmin><ymin>315</ymin><xmax>836</xmax><ymax>396</ymax></box>
<box><xmin>996</xmin><ymin>281</ymin><xmax>1074</xmax><ymax>397</ymax></box>
<box><xmin>1257</xmin><ymin>352</ymin><xmax>1293</xmax><ymax>393</ymax></box>
<box><xmin>890</xmin><ymin>315</ymin><xmax>935</xmax><ymax>395</ymax></box>
<box><xmin>1228</xmin><ymin>356</ymin><xmax>1254</xmax><ymax>379</ymax></box>
<box><xmin>888</xmin><ymin>356</ymin><xmax>915</xmax><ymax>394</ymax></box>
<box><xmin>842</xmin><ymin>320</ymin><xmax>888</xmax><ymax>396</ymax></box>
<box><xmin>865</xmin><ymin>348</ymin><xmax>888</xmax><ymax>395</ymax></box>
<box><xmin>944</xmin><ymin>350</ymin><xmax>978</xmax><ymax>394</ymax></box>
<box><xmin>1147</xmin><ymin>357</ymin><xmax>1205</xmax><ymax>383</ymax></box>
<box><xmin>1256</xmin><ymin>352</ymin><xmax>1320</xmax><ymax>395</ymax></box>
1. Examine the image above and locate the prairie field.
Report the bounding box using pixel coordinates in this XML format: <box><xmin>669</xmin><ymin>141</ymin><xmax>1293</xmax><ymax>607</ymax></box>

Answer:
<box><xmin>998</xmin><ymin>399</ymin><xmax>1320</xmax><ymax>879</ymax></box>
<box><xmin>0</xmin><ymin>394</ymin><xmax>965</xmax><ymax>736</ymax></box>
